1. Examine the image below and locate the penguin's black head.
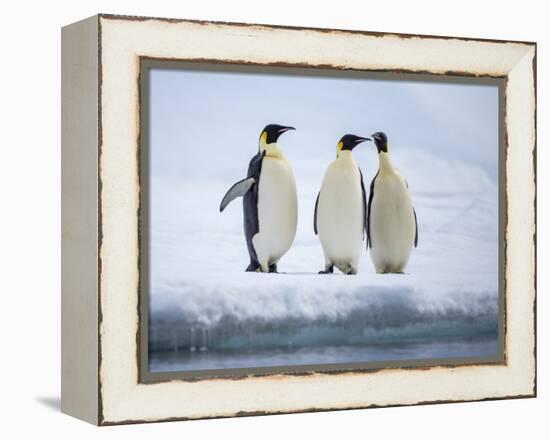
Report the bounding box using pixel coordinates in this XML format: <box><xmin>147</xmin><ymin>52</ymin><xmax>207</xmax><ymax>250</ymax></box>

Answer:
<box><xmin>337</xmin><ymin>134</ymin><xmax>371</xmax><ymax>155</ymax></box>
<box><xmin>371</xmin><ymin>132</ymin><xmax>388</xmax><ymax>153</ymax></box>
<box><xmin>260</xmin><ymin>124</ymin><xmax>296</xmax><ymax>145</ymax></box>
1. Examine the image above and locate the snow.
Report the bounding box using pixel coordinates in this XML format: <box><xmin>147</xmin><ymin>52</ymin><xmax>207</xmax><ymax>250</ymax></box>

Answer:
<box><xmin>148</xmin><ymin>148</ymin><xmax>499</xmax><ymax>360</ymax></box>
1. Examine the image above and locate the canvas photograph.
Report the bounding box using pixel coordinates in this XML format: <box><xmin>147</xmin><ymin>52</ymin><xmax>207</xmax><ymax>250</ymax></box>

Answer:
<box><xmin>59</xmin><ymin>15</ymin><xmax>536</xmax><ymax>424</ymax></box>
<box><xmin>141</xmin><ymin>62</ymin><xmax>503</xmax><ymax>377</ymax></box>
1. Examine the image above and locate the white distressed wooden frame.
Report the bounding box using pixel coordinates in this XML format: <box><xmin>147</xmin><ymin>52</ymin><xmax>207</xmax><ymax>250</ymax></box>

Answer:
<box><xmin>61</xmin><ymin>14</ymin><xmax>536</xmax><ymax>425</ymax></box>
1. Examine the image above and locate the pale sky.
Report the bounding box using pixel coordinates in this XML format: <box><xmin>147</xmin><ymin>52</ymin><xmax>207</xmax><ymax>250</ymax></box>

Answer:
<box><xmin>148</xmin><ymin>66</ymin><xmax>499</xmax><ymax>183</ymax></box>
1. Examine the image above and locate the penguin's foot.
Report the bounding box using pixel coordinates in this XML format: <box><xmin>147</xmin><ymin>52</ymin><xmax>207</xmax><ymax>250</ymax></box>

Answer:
<box><xmin>319</xmin><ymin>265</ymin><xmax>334</xmax><ymax>274</ymax></box>
<box><xmin>259</xmin><ymin>262</ymin><xmax>270</xmax><ymax>273</ymax></box>
<box><xmin>245</xmin><ymin>262</ymin><xmax>260</xmax><ymax>272</ymax></box>
<box><xmin>268</xmin><ymin>264</ymin><xmax>278</xmax><ymax>273</ymax></box>
<box><xmin>376</xmin><ymin>265</ymin><xmax>391</xmax><ymax>274</ymax></box>
<box><xmin>346</xmin><ymin>268</ymin><xmax>358</xmax><ymax>275</ymax></box>
<box><xmin>376</xmin><ymin>267</ymin><xmax>406</xmax><ymax>274</ymax></box>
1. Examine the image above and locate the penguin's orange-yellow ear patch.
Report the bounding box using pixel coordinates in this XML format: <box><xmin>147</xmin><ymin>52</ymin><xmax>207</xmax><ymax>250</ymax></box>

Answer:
<box><xmin>260</xmin><ymin>131</ymin><xmax>267</xmax><ymax>144</ymax></box>
<box><xmin>336</xmin><ymin>141</ymin><xmax>343</xmax><ymax>156</ymax></box>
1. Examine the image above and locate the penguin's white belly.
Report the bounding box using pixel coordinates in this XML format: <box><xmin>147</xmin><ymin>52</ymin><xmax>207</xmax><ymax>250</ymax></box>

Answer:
<box><xmin>317</xmin><ymin>163</ymin><xmax>363</xmax><ymax>270</ymax></box>
<box><xmin>370</xmin><ymin>175</ymin><xmax>415</xmax><ymax>273</ymax></box>
<box><xmin>254</xmin><ymin>157</ymin><xmax>298</xmax><ymax>268</ymax></box>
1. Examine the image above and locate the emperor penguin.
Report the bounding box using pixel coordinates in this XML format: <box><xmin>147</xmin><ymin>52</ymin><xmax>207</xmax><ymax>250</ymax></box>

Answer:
<box><xmin>314</xmin><ymin>134</ymin><xmax>371</xmax><ymax>275</ymax></box>
<box><xmin>220</xmin><ymin>124</ymin><xmax>298</xmax><ymax>273</ymax></box>
<box><xmin>367</xmin><ymin>132</ymin><xmax>418</xmax><ymax>274</ymax></box>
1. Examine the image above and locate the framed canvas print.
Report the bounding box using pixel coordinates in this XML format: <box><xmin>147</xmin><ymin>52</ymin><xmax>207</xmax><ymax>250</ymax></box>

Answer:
<box><xmin>61</xmin><ymin>14</ymin><xmax>536</xmax><ymax>425</ymax></box>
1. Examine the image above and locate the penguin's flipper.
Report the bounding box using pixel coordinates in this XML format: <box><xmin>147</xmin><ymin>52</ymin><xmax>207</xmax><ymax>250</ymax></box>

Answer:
<box><xmin>366</xmin><ymin>171</ymin><xmax>379</xmax><ymax>248</ymax></box>
<box><xmin>313</xmin><ymin>192</ymin><xmax>320</xmax><ymax>235</ymax></box>
<box><xmin>413</xmin><ymin>208</ymin><xmax>418</xmax><ymax>247</ymax></box>
<box><xmin>219</xmin><ymin>177</ymin><xmax>256</xmax><ymax>212</ymax></box>
<box><xmin>359</xmin><ymin>169</ymin><xmax>367</xmax><ymax>241</ymax></box>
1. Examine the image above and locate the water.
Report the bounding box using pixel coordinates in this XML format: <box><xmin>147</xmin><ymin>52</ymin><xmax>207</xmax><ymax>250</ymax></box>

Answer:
<box><xmin>149</xmin><ymin>335</ymin><xmax>499</xmax><ymax>373</ymax></box>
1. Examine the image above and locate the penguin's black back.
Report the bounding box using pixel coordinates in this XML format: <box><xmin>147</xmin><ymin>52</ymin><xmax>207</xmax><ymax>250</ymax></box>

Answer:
<box><xmin>366</xmin><ymin>170</ymin><xmax>379</xmax><ymax>248</ymax></box>
<box><xmin>243</xmin><ymin>150</ymin><xmax>265</xmax><ymax>269</ymax></box>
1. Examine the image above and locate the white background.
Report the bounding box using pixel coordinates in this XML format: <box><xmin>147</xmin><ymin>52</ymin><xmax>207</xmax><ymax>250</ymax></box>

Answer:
<box><xmin>0</xmin><ymin>0</ymin><xmax>546</xmax><ymax>437</ymax></box>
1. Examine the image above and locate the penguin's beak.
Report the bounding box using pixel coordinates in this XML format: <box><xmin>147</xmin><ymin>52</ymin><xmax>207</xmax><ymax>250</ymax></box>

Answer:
<box><xmin>355</xmin><ymin>137</ymin><xmax>371</xmax><ymax>144</ymax></box>
<box><xmin>278</xmin><ymin>126</ymin><xmax>296</xmax><ymax>133</ymax></box>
